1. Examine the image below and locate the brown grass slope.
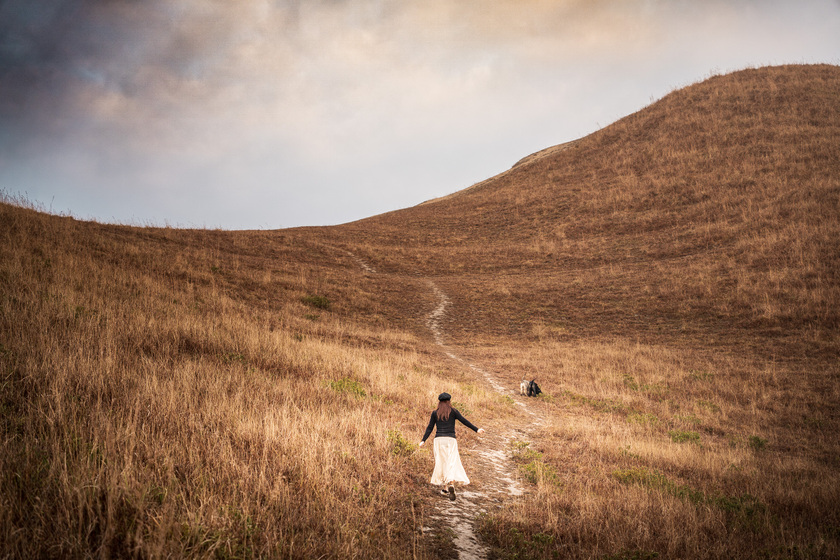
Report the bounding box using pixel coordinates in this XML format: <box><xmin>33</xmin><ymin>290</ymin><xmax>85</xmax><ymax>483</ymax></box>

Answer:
<box><xmin>0</xmin><ymin>201</ymin><xmax>511</xmax><ymax>558</ymax></box>
<box><xmin>1</xmin><ymin>64</ymin><xmax>839</xmax><ymax>559</ymax></box>
<box><xmin>322</xmin><ymin>64</ymin><xmax>840</xmax><ymax>558</ymax></box>
<box><xmin>338</xmin><ymin>64</ymin><xmax>839</xmax><ymax>352</ymax></box>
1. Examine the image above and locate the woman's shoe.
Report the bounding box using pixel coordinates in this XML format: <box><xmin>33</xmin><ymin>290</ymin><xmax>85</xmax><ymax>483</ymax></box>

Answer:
<box><xmin>448</xmin><ymin>485</ymin><xmax>456</xmax><ymax>501</ymax></box>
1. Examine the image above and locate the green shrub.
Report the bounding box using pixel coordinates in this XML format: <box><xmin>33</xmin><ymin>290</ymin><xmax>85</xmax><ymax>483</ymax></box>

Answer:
<box><xmin>623</xmin><ymin>375</ymin><xmax>640</xmax><ymax>391</ymax></box>
<box><xmin>386</xmin><ymin>429</ymin><xmax>416</xmax><ymax>457</ymax></box>
<box><xmin>222</xmin><ymin>352</ymin><xmax>247</xmax><ymax>365</ymax></box>
<box><xmin>510</xmin><ymin>440</ymin><xmax>560</xmax><ymax>486</ymax></box>
<box><xmin>675</xmin><ymin>414</ymin><xmax>701</xmax><ymax>426</ymax></box>
<box><xmin>562</xmin><ymin>390</ymin><xmax>628</xmax><ymax>414</ymax></box>
<box><xmin>669</xmin><ymin>430</ymin><xmax>701</xmax><ymax>444</ymax></box>
<box><xmin>452</xmin><ymin>401</ymin><xmax>472</xmax><ymax>416</ymax></box>
<box><xmin>476</xmin><ymin>518</ymin><xmax>557</xmax><ymax>559</ymax></box>
<box><xmin>748</xmin><ymin>435</ymin><xmax>768</xmax><ymax>451</ymax></box>
<box><xmin>613</xmin><ymin>467</ymin><xmax>704</xmax><ymax>505</ymax></box>
<box><xmin>711</xmin><ymin>494</ymin><xmax>766</xmax><ymax>516</ymax></box>
<box><xmin>301</xmin><ymin>294</ymin><xmax>331</xmax><ymax>310</ymax></box>
<box><xmin>697</xmin><ymin>400</ymin><xmax>720</xmax><ymax>413</ymax></box>
<box><xmin>627</xmin><ymin>412</ymin><xmax>659</xmax><ymax>426</ymax></box>
<box><xmin>688</xmin><ymin>370</ymin><xmax>715</xmax><ymax>382</ymax></box>
<box><xmin>328</xmin><ymin>377</ymin><xmax>367</xmax><ymax>398</ymax></box>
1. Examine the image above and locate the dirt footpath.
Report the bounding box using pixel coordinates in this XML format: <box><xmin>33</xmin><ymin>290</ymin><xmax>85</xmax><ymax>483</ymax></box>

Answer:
<box><xmin>424</xmin><ymin>279</ymin><xmax>544</xmax><ymax>560</ymax></box>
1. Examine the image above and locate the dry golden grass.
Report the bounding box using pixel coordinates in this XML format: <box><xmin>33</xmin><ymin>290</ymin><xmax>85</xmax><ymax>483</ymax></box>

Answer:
<box><xmin>467</xmin><ymin>338</ymin><xmax>838</xmax><ymax>558</ymax></box>
<box><xmin>0</xmin><ymin>201</ymin><xmax>510</xmax><ymax>558</ymax></box>
<box><xmin>2</xmin><ymin>64</ymin><xmax>839</xmax><ymax>559</ymax></box>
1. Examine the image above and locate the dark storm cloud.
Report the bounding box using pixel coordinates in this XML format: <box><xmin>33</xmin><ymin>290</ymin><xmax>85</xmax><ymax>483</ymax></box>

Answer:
<box><xmin>0</xmin><ymin>0</ymin><xmax>247</xmax><ymax>153</ymax></box>
<box><xmin>0</xmin><ymin>0</ymin><xmax>80</xmax><ymax>150</ymax></box>
<box><xmin>1</xmin><ymin>1</ymin><xmax>136</xmax><ymax>131</ymax></box>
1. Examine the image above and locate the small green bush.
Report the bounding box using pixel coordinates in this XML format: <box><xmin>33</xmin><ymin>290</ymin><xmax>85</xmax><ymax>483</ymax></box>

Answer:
<box><xmin>223</xmin><ymin>352</ymin><xmax>247</xmax><ymax>365</ymax></box>
<box><xmin>386</xmin><ymin>429</ymin><xmax>417</xmax><ymax>457</ymax></box>
<box><xmin>688</xmin><ymin>370</ymin><xmax>715</xmax><ymax>382</ymax></box>
<box><xmin>669</xmin><ymin>430</ymin><xmax>701</xmax><ymax>444</ymax></box>
<box><xmin>748</xmin><ymin>435</ymin><xmax>768</xmax><ymax>451</ymax></box>
<box><xmin>675</xmin><ymin>414</ymin><xmax>701</xmax><ymax>426</ymax></box>
<box><xmin>452</xmin><ymin>401</ymin><xmax>472</xmax><ymax>416</ymax></box>
<box><xmin>698</xmin><ymin>399</ymin><xmax>720</xmax><ymax>413</ymax></box>
<box><xmin>301</xmin><ymin>294</ymin><xmax>331</xmax><ymax>310</ymax></box>
<box><xmin>623</xmin><ymin>375</ymin><xmax>640</xmax><ymax>391</ymax></box>
<box><xmin>510</xmin><ymin>440</ymin><xmax>560</xmax><ymax>486</ymax></box>
<box><xmin>711</xmin><ymin>494</ymin><xmax>766</xmax><ymax>516</ymax></box>
<box><xmin>328</xmin><ymin>377</ymin><xmax>367</xmax><ymax>398</ymax></box>
<box><xmin>628</xmin><ymin>412</ymin><xmax>659</xmax><ymax>426</ymax></box>
<box><xmin>475</xmin><ymin>519</ymin><xmax>557</xmax><ymax>560</ymax></box>
<box><xmin>562</xmin><ymin>390</ymin><xmax>628</xmax><ymax>414</ymax></box>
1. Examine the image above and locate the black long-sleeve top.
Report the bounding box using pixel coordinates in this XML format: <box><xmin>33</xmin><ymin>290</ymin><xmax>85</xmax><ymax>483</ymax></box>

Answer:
<box><xmin>422</xmin><ymin>409</ymin><xmax>479</xmax><ymax>442</ymax></box>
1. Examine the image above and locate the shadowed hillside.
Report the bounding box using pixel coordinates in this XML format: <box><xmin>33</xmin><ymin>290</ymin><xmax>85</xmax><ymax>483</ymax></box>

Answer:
<box><xmin>2</xmin><ymin>64</ymin><xmax>839</xmax><ymax>559</ymax></box>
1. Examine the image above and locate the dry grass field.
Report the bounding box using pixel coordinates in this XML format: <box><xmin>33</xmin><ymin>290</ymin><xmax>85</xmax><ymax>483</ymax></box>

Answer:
<box><xmin>0</xmin><ymin>202</ymin><xmax>515</xmax><ymax>558</ymax></box>
<box><xmin>2</xmin><ymin>64</ymin><xmax>838</xmax><ymax>559</ymax></box>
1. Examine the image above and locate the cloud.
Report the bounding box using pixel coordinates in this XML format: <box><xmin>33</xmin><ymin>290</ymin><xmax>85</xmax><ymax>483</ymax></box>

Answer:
<box><xmin>1</xmin><ymin>0</ymin><xmax>839</xmax><ymax>228</ymax></box>
<box><xmin>2</xmin><ymin>1</ymin><xmax>655</xmax><ymax>146</ymax></box>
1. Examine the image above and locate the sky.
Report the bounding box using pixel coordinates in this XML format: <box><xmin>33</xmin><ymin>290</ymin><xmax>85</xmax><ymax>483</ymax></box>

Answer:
<box><xmin>1</xmin><ymin>0</ymin><xmax>839</xmax><ymax>229</ymax></box>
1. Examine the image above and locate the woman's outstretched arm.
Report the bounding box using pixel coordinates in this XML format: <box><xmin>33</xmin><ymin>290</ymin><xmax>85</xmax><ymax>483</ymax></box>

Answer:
<box><xmin>418</xmin><ymin>411</ymin><xmax>437</xmax><ymax>446</ymax></box>
<box><xmin>453</xmin><ymin>409</ymin><xmax>485</xmax><ymax>433</ymax></box>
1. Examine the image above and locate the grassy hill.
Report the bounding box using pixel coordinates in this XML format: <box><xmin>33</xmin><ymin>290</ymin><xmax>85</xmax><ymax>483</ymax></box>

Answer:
<box><xmin>341</xmin><ymin>64</ymin><xmax>839</xmax><ymax>346</ymax></box>
<box><xmin>2</xmin><ymin>64</ymin><xmax>838</xmax><ymax>558</ymax></box>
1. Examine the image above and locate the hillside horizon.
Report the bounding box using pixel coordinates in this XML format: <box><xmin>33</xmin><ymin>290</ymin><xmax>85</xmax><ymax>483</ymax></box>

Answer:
<box><xmin>330</xmin><ymin>63</ymin><xmax>839</xmax><ymax>351</ymax></box>
<box><xmin>2</xmin><ymin>63</ymin><xmax>838</xmax><ymax>559</ymax></box>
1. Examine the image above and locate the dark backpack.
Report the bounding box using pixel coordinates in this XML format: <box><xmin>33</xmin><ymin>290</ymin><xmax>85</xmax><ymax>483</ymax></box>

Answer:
<box><xmin>528</xmin><ymin>380</ymin><xmax>542</xmax><ymax>397</ymax></box>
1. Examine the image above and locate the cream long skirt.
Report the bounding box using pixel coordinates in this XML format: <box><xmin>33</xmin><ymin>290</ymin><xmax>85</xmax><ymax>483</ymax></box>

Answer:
<box><xmin>431</xmin><ymin>437</ymin><xmax>470</xmax><ymax>486</ymax></box>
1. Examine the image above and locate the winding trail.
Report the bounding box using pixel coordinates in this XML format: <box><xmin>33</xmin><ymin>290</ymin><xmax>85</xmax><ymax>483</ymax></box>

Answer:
<box><xmin>424</xmin><ymin>279</ymin><xmax>543</xmax><ymax>559</ymax></box>
<box><xmin>340</xmin><ymin>247</ymin><xmax>542</xmax><ymax>559</ymax></box>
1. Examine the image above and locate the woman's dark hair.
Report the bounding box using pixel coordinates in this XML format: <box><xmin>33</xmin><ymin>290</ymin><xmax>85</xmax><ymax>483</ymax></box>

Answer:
<box><xmin>436</xmin><ymin>399</ymin><xmax>452</xmax><ymax>421</ymax></box>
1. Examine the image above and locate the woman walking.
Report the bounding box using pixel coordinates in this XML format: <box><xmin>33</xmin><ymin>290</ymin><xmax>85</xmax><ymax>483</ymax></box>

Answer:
<box><xmin>419</xmin><ymin>392</ymin><xmax>485</xmax><ymax>501</ymax></box>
